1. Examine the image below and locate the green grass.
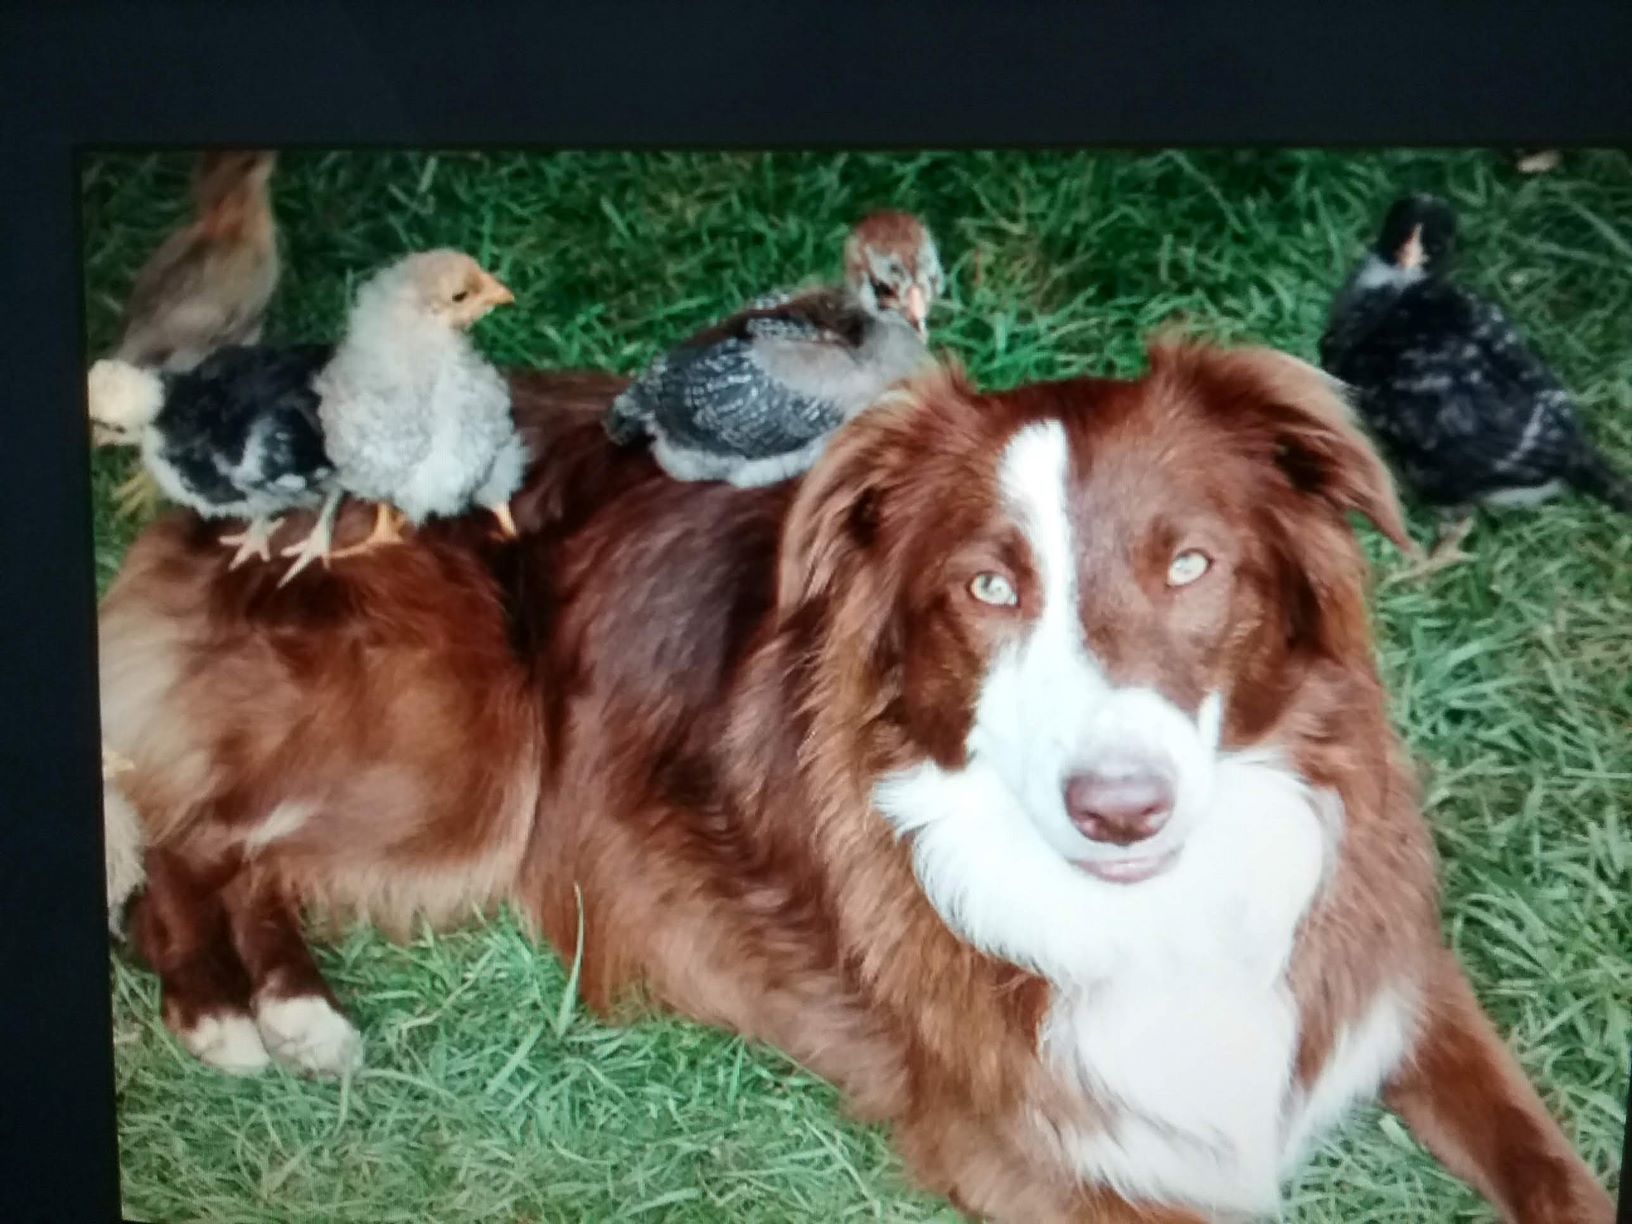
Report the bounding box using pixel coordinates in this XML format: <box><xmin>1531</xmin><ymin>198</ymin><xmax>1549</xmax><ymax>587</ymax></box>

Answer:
<box><xmin>85</xmin><ymin>148</ymin><xmax>1632</xmax><ymax>1222</ymax></box>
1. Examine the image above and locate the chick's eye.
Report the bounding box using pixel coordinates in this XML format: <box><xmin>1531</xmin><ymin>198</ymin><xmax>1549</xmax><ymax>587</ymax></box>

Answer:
<box><xmin>452</xmin><ymin>289</ymin><xmax>470</xmax><ymax>303</ymax></box>
<box><xmin>969</xmin><ymin>572</ymin><xmax>1018</xmax><ymax>608</ymax></box>
<box><xmin>1167</xmin><ymin>549</ymin><xmax>1211</xmax><ymax>588</ymax></box>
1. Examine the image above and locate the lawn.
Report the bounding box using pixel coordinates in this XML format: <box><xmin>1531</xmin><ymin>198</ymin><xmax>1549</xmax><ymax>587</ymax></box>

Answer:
<box><xmin>84</xmin><ymin>148</ymin><xmax>1632</xmax><ymax>1222</ymax></box>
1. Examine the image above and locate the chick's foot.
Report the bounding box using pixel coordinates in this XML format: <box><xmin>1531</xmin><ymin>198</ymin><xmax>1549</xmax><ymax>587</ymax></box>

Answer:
<box><xmin>1388</xmin><ymin>516</ymin><xmax>1475</xmax><ymax>584</ymax></box>
<box><xmin>220</xmin><ymin>516</ymin><xmax>280</xmax><ymax>570</ymax></box>
<box><xmin>114</xmin><ymin>468</ymin><xmax>163</xmax><ymax>520</ymax></box>
<box><xmin>488</xmin><ymin>502</ymin><xmax>519</xmax><ymax>541</ymax></box>
<box><xmin>279</xmin><ymin>523</ymin><xmax>334</xmax><ymax>586</ymax></box>
<box><xmin>278</xmin><ymin>491</ymin><xmax>342</xmax><ymax>587</ymax></box>
<box><xmin>330</xmin><ymin>503</ymin><xmax>408</xmax><ymax>559</ymax></box>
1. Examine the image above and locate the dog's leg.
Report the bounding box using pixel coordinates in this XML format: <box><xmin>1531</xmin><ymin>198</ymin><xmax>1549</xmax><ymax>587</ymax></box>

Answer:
<box><xmin>222</xmin><ymin>869</ymin><xmax>362</xmax><ymax>1079</ymax></box>
<box><xmin>128</xmin><ymin>848</ymin><xmax>269</xmax><ymax>1075</ymax></box>
<box><xmin>917</xmin><ymin>1123</ymin><xmax>1208</xmax><ymax>1224</ymax></box>
<box><xmin>967</xmin><ymin>1186</ymin><xmax>1205</xmax><ymax>1224</ymax></box>
<box><xmin>1383</xmin><ymin>948</ymin><xmax>1614</xmax><ymax>1223</ymax></box>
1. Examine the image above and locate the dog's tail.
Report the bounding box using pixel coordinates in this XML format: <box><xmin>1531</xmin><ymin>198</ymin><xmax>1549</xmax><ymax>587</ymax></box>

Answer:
<box><xmin>1569</xmin><ymin>446</ymin><xmax>1632</xmax><ymax>514</ymax></box>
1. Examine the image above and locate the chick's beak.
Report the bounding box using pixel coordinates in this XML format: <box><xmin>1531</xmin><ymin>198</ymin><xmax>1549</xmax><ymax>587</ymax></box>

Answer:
<box><xmin>1397</xmin><ymin>225</ymin><xmax>1425</xmax><ymax>271</ymax></box>
<box><xmin>904</xmin><ymin>284</ymin><xmax>928</xmax><ymax>337</ymax></box>
<box><xmin>483</xmin><ymin>274</ymin><xmax>516</xmax><ymax>308</ymax></box>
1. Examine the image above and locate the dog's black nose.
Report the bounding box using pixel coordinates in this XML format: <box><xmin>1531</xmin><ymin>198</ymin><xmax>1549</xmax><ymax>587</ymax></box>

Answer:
<box><xmin>1063</xmin><ymin>769</ymin><xmax>1174</xmax><ymax>846</ymax></box>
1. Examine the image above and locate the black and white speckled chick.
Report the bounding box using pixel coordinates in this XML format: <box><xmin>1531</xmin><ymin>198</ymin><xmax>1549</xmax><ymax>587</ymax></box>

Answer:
<box><xmin>278</xmin><ymin>250</ymin><xmax>522</xmax><ymax>581</ymax></box>
<box><xmin>86</xmin><ymin>345</ymin><xmax>334</xmax><ymax>568</ymax></box>
<box><xmin>603</xmin><ymin>285</ymin><xmax>932</xmax><ymax>487</ymax></box>
<box><xmin>1321</xmin><ymin>193</ymin><xmax>1632</xmax><ymax>569</ymax></box>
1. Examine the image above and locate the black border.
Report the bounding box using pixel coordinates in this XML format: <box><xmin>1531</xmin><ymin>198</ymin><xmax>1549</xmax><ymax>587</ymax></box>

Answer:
<box><xmin>2</xmin><ymin>3</ymin><xmax>1629</xmax><ymax>1221</ymax></box>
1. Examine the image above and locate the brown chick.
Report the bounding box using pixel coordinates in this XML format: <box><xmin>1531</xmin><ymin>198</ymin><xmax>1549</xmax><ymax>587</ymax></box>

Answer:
<box><xmin>842</xmin><ymin>210</ymin><xmax>944</xmax><ymax>338</ymax></box>
<box><xmin>116</xmin><ymin>151</ymin><xmax>281</xmax><ymax>369</ymax></box>
<box><xmin>109</xmin><ymin>151</ymin><xmax>281</xmax><ymax>519</ymax></box>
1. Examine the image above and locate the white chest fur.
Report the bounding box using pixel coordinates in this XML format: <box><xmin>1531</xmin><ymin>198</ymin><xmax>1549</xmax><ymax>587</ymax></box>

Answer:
<box><xmin>1050</xmin><ymin>980</ymin><xmax>1415</xmax><ymax>1219</ymax></box>
<box><xmin>1045</xmin><ymin>975</ymin><xmax>1297</xmax><ymax>1216</ymax></box>
<box><xmin>877</xmin><ymin>752</ymin><xmax>1399</xmax><ymax>1218</ymax></box>
<box><xmin>1039</xmin><ymin>756</ymin><xmax>1329</xmax><ymax>1216</ymax></box>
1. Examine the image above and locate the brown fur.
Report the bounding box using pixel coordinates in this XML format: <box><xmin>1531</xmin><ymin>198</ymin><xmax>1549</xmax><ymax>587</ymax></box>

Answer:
<box><xmin>104</xmin><ymin>356</ymin><xmax>1612</xmax><ymax>1221</ymax></box>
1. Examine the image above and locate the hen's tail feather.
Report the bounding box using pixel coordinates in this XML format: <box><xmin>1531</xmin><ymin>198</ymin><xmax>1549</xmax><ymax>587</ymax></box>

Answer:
<box><xmin>1570</xmin><ymin>447</ymin><xmax>1632</xmax><ymax>514</ymax></box>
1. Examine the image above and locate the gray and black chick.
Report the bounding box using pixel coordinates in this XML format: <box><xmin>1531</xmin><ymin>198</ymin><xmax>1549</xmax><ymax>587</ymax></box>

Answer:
<box><xmin>87</xmin><ymin>344</ymin><xmax>334</xmax><ymax>568</ymax></box>
<box><xmin>1321</xmin><ymin>193</ymin><xmax>1631</xmax><ymax>573</ymax></box>
<box><xmin>603</xmin><ymin>285</ymin><xmax>933</xmax><ymax>488</ymax></box>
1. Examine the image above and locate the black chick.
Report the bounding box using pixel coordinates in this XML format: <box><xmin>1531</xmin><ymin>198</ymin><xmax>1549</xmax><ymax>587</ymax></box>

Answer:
<box><xmin>87</xmin><ymin>344</ymin><xmax>336</xmax><ymax>568</ymax></box>
<box><xmin>604</xmin><ymin>286</ymin><xmax>931</xmax><ymax>487</ymax></box>
<box><xmin>1321</xmin><ymin>193</ymin><xmax>1632</xmax><ymax>574</ymax></box>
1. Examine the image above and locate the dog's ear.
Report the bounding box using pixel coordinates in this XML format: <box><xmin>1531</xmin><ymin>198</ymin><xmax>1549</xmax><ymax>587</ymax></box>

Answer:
<box><xmin>777</xmin><ymin>461</ymin><xmax>868</xmax><ymax>618</ymax></box>
<box><xmin>1164</xmin><ymin>344</ymin><xmax>1418</xmax><ymax>557</ymax></box>
<box><xmin>776</xmin><ymin>386</ymin><xmax>917</xmax><ymax>617</ymax></box>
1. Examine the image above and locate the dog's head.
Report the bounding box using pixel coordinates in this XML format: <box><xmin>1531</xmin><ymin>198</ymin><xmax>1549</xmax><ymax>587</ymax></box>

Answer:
<box><xmin>778</xmin><ymin>343</ymin><xmax>1408</xmax><ymax>973</ymax></box>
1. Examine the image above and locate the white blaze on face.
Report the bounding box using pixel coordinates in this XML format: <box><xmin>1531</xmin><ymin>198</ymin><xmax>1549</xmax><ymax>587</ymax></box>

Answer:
<box><xmin>973</xmin><ymin>421</ymin><xmax>1219</xmax><ymax>872</ymax></box>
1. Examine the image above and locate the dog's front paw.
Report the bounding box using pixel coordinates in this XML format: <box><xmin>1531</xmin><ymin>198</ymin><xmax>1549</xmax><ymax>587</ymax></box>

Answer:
<box><xmin>254</xmin><ymin>994</ymin><xmax>364</xmax><ymax>1078</ymax></box>
<box><xmin>177</xmin><ymin>1010</ymin><xmax>272</xmax><ymax>1076</ymax></box>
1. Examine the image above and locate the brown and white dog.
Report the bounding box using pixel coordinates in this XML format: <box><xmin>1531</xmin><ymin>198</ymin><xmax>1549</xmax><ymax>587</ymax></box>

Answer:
<box><xmin>99</xmin><ymin>348</ymin><xmax>1613</xmax><ymax>1222</ymax></box>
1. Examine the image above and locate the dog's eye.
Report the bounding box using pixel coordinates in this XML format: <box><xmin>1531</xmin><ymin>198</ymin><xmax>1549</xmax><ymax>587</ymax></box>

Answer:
<box><xmin>969</xmin><ymin>572</ymin><xmax>1018</xmax><ymax>607</ymax></box>
<box><xmin>871</xmin><ymin>279</ymin><xmax>895</xmax><ymax>302</ymax></box>
<box><xmin>1167</xmin><ymin>550</ymin><xmax>1211</xmax><ymax>588</ymax></box>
